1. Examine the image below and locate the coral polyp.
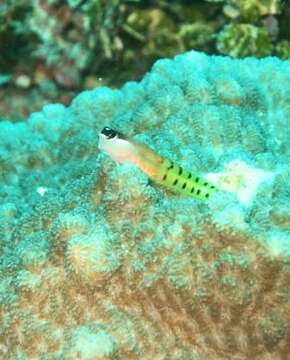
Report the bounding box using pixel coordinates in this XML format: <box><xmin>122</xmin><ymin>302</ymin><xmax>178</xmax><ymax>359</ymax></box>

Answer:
<box><xmin>66</xmin><ymin>225</ymin><xmax>119</xmax><ymax>286</ymax></box>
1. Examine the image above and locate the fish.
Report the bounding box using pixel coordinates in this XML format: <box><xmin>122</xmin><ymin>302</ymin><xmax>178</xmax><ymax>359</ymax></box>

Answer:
<box><xmin>98</xmin><ymin>127</ymin><xmax>218</xmax><ymax>200</ymax></box>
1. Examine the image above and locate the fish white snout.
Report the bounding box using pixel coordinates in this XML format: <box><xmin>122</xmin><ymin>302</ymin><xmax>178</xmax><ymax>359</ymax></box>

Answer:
<box><xmin>98</xmin><ymin>134</ymin><xmax>137</xmax><ymax>164</ymax></box>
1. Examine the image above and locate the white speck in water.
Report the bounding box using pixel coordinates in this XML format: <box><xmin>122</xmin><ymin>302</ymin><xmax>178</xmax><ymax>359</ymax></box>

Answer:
<box><xmin>37</xmin><ymin>187</ymin><xmax>48</xmax><ymax>196</ymax></box>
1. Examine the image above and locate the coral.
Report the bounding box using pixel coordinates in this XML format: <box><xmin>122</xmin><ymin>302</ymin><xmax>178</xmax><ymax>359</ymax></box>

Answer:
<box><xmin>66</xmin><ymin>224</ymin><xmax>120</xmax><ymax>286</ymax></box>
<box><xmin>2</xmin><ymin>0</ymin><xmax>290</xmax><ymax>120</ymax></box>
<box><xmin>1</xmin><ymin>51</ymin><xmax>290</xmax><ymax>359</ymax></box>
<box><xmin>275</xmin><ymin>40</ymin><xmax>290</xmax><ymax>59</ymax></box>
<box><xmin>218</xmin><ymin>0</ymin><xmax>282</xmax><ymax>20</ymax></box>
<box><xmin>217</xmin><ymin>23</ymin><xmax>273</xmax><ymax>57</ymax></box>
<box><xmin>65</xmin><ymin>323</ymin><xmax>118</xmax><ymax>359</ymax></box>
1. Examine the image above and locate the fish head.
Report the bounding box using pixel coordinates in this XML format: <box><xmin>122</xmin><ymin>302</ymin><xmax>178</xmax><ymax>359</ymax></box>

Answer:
<box><xmin>98</xmin><ymin>127</ymin><xmax>137</xmax><ymax>164</ymax></box>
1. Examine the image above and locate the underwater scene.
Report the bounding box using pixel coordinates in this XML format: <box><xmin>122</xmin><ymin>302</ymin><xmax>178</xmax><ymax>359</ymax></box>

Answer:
<box><xmin>1</xmin><ymin>1</ymin><xmax>290</xmax><ymax>359</ymax></box>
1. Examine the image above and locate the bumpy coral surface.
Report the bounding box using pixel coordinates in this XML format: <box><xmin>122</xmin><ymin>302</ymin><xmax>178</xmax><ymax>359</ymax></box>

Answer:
<box><xmin>1</xmin><ymin>51</ymin><xmax>290</xmax><ymax>359</ymax></box>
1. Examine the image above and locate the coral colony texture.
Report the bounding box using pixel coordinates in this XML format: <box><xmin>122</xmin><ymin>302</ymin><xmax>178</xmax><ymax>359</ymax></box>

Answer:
<box><xmin>1</xmin><ymin>50</ymin><xmax>290</xmax><ymax>360</ymax></box>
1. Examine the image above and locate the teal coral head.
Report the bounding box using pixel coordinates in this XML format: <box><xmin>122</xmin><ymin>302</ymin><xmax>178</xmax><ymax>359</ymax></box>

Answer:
<box><xmin>1</xmin><ymin>51</ymin><xmax>290</xmax><ymax>359</ymax></box>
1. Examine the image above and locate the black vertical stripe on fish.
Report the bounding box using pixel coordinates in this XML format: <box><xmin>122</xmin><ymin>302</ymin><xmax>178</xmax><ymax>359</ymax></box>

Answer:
<box><xmin>173</xmin><ymin>179</ymin><xmax>178</xmax><ymax>186</ymax></box>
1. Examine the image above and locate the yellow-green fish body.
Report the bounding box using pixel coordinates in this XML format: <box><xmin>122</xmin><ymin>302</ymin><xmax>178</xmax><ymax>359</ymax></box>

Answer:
<box><xmin>154</xmin><ymin>158</ymin><xmax>217</xmax><ymax>200</ymax></box>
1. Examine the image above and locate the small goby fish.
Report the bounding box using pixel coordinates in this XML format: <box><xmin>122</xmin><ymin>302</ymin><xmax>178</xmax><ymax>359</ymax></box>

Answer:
<box><xmin>98</xmin><ymin>127</ymin><xmax>218</xmax><ymax>200</ymax></box>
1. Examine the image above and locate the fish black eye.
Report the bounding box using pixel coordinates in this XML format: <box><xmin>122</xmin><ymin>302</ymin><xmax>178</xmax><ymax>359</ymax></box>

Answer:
<box><xmin>101</xmin><ymin>127</ymin><xmax>117</xmax><ymax>139</ymax></box>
